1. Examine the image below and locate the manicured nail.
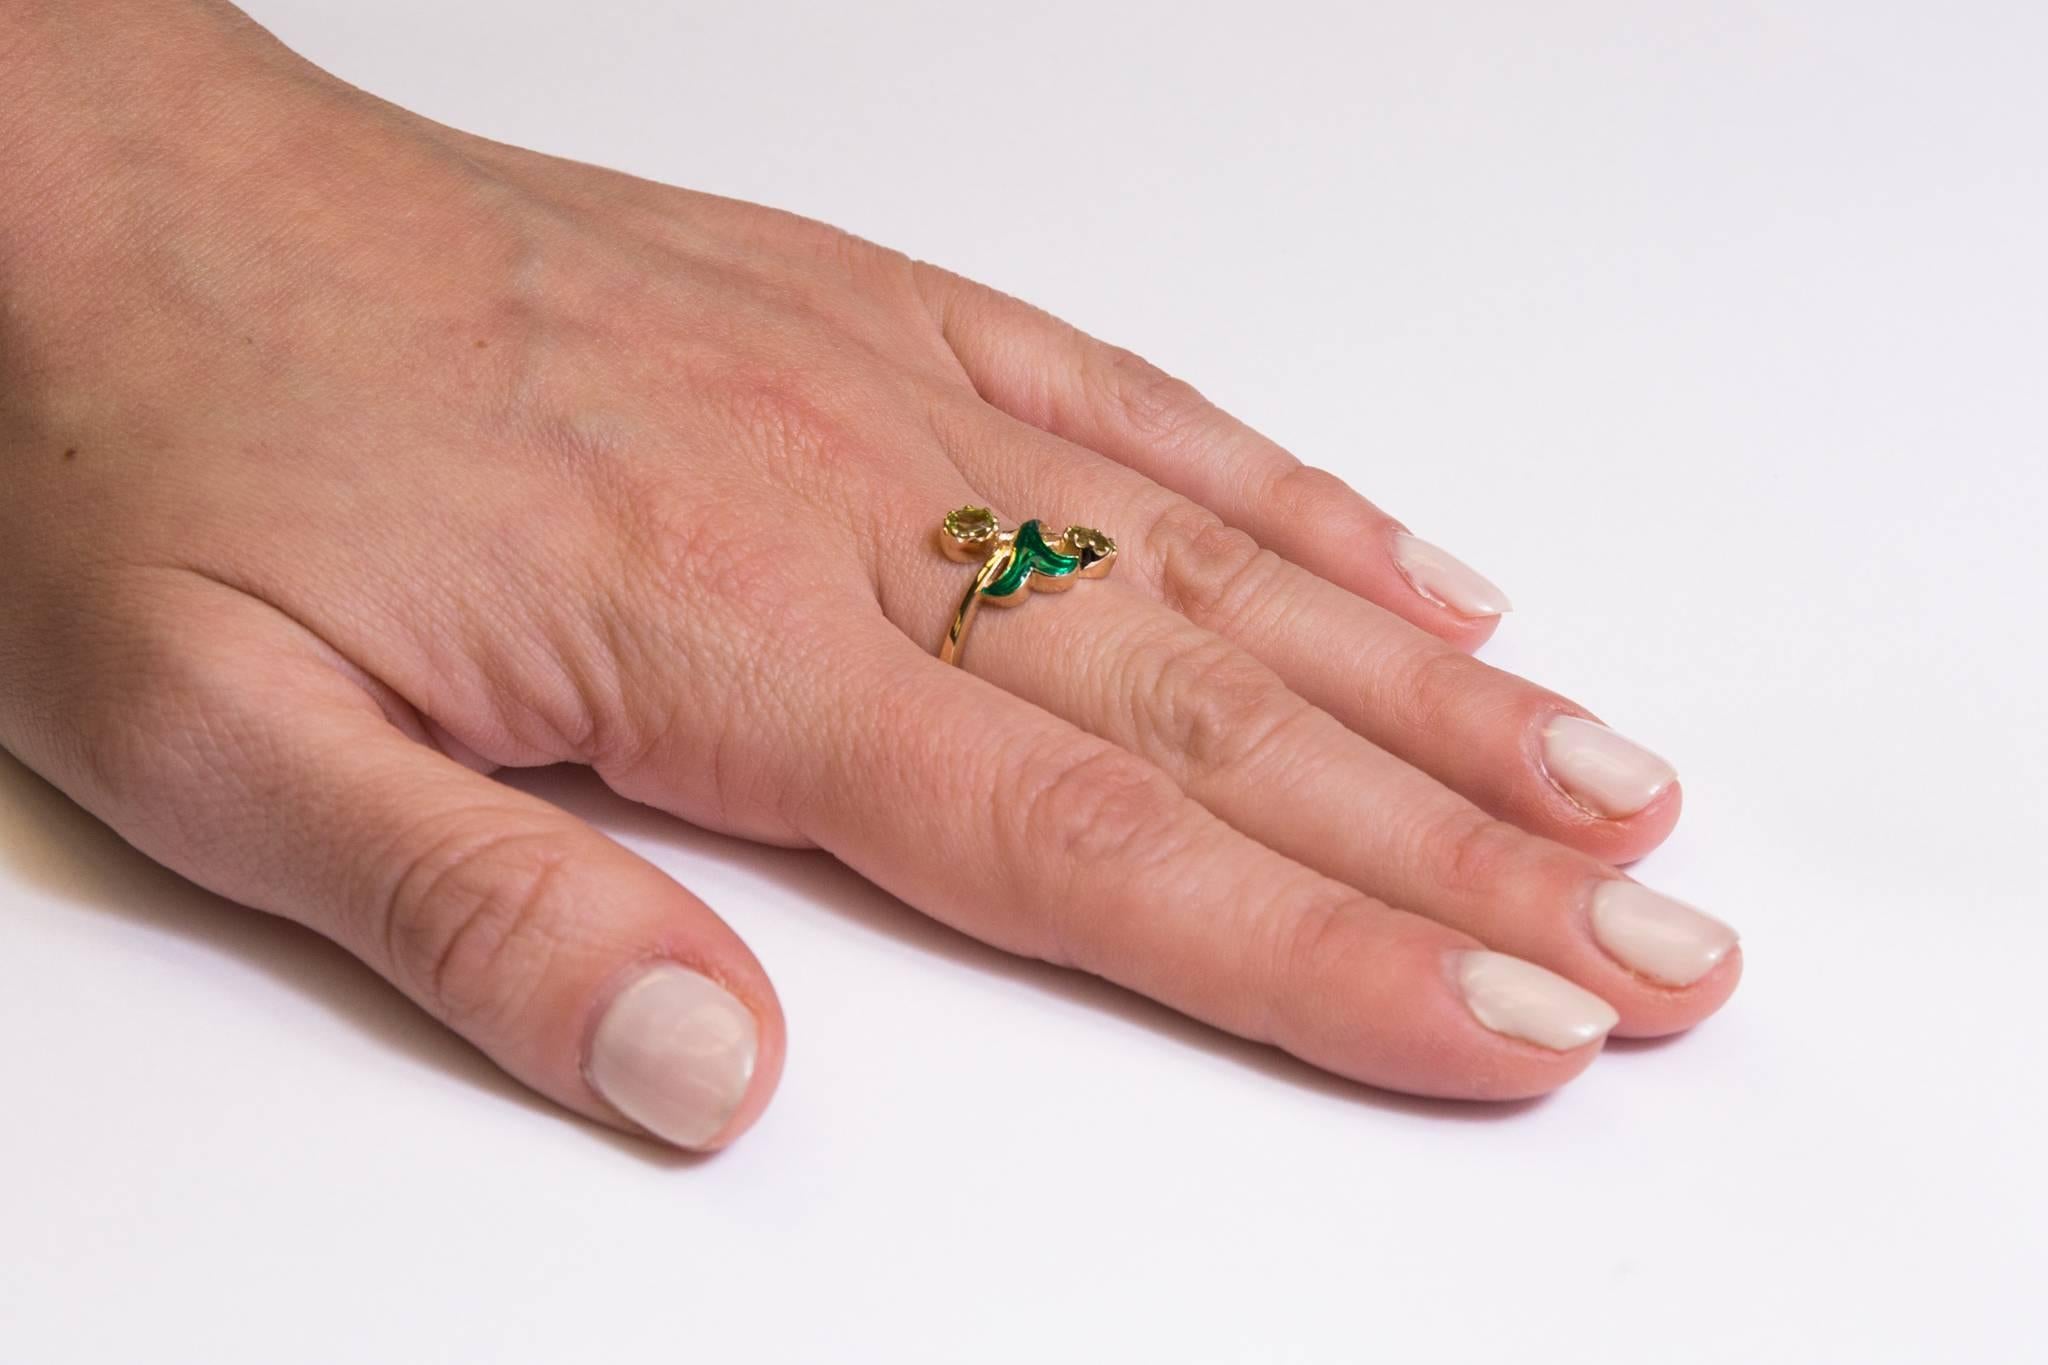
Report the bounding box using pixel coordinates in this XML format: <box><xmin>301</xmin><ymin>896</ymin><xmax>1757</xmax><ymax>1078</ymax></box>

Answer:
<box><xmin>587</xmin><ymin>962</ymin><xmax>758</xmax><ymax>1150</ymax></box>
<box><xmin>1540</xmin><ymin>714</ymin><xmax>1677</xmax><ymax>818</ymax></box>
<box><xmin>1390</xmin><ymin>532</ymin><xmax>1513</xmax><ymax>617</ymax></box>
<box><xmin>1591</xmin><ymin>881</ymin><xmax>1738</xmax><ymax>987</ymax></box>
<box><xmin>1456</xmin><ymin>950</ymin><xmax>1619</xmax><ymax>1051</ymax></box>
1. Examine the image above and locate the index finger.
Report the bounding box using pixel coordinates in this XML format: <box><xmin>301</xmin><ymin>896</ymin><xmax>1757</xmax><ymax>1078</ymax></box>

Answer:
<box><xmin>916</xmin><ymin>265</ymin><xmax>1512</xmax><ymax>647</ymax></box>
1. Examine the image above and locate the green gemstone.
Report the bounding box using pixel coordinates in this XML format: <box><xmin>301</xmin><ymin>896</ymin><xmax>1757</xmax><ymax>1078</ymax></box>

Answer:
<box><xmin>983</xmin><ymin>519</ymin><xmax>1079</xmax><ymax>597</ymax></box>
<box><xmin>944</xmin><ymin>505</ymin><xmax>999</xmax><ymax>545</ymax></box>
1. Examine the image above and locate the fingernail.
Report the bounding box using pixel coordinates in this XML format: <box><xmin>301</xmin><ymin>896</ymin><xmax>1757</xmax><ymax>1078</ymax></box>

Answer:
<box><xmin>1390</xmin><ymin>532</ymin><xmax>1513</xmax><ymax>617</ymax></box>
<box><xmin>1591</xmin><ymin>881</ymin><xmax>1739</xmax><ymax>987</ymax></box>
<box><xmin>1456</xmin><ymin>950</ymin><xmax>1619</xmax><ymax>1051</ymax></box>
<box><xmin>586</xmin><ymin>962</ymin><xmax>758</xmax><ymax>1150</ymax></box>
<box><xmin>1540</xmin><ymin>714</ymin><xmax>1677</xmax><ymax>818</ymax></box>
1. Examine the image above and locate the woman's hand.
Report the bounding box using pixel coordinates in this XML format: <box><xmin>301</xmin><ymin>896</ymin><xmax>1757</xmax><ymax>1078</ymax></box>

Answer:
<box><xmin>0</xmin><ymin>0</ymin><xmax>1738</xmax><ymax>1150</ymax></box>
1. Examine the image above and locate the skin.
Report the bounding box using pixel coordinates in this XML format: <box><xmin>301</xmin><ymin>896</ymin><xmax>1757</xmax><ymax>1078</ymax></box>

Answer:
<box><xmin>0</xmin><ymin>0</ymin><xmax>1738</xmax><ymax>1150</ymax></box>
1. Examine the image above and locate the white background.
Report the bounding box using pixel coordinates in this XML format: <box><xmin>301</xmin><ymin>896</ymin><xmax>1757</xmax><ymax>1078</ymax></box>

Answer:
<box><xmin>4</xmin><ymin>2</ymin><xmax>2045</xmax><ymax>1360</ymax></box>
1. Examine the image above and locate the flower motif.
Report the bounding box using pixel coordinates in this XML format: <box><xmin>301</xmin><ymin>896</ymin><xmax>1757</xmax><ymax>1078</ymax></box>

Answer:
<box><xmin>1064</xmin><ymin>525</ymin><xmax>1116</xmax><ymax>562</ymax></box>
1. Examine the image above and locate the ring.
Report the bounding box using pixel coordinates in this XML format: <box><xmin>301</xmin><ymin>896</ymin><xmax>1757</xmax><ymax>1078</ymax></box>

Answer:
<box><xmin>936</xmin><ymin>505</ymin><xmax>1117</xmax><ymax>665</ymax></box>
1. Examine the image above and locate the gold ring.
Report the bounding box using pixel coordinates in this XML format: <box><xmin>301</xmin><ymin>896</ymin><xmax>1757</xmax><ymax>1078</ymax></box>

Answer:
<box><xmin>936</xmin><ymin>505</ymin><xmax>1117</xmax><ymax>665</ymax></box>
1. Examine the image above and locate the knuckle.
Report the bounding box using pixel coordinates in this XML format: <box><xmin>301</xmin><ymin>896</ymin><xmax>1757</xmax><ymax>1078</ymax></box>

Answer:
<box><xmin>1131</xmin><ymin>632</ymin><xmax>1311</xmax><ymax>783</ymax></box>
<box><xmin>1015</xmin><ymin>741</ymin><xmax>1183</xmax><ymax>874</ymax></box>
<box><xmin>823</xmin><ymin>227</ymin><xmax>912</xmax><ymax>291</ymax></box>
<box><xmin>1374</xmin><ymin>639</ymin><xmax>1491</xmax><ymax>737</ymax></box>
<box><xmin>1007</xmin><ymin>740</ymin><xmax>1189</xmax><ymax>966</ymax></box>
<box><xmin>1147</xmin><ymin>503</ymin><xmax>1277</xmax><ymax>629</ymax></box>
<box><xmin>1264</xmin><ymin>889</ymin><xmax>1388</xmax><ymax>1039</ymax></box>
<box><xmin>1275</xmin><ymin>889</ymin><xmax>1368</xmax><ymax>984</ymax></box>
<box><xmin>776</xmin><ymin>212</ymin><xmax>909</xmax><ymax>284</ymax></box>
<box><xmin>1094</xmin><ymin>345</ymin><xmax>1210</xmax><ymax>449</ymax></box>
<box><xmin>382</xmin><ymin>819</ymin><xmax>574</xmax><ymax>1032</ymax></box>
<box><xmin>1423</xmin><ymin>809</ymin><xmax>1529</xmax><ymax>901</ymax></box>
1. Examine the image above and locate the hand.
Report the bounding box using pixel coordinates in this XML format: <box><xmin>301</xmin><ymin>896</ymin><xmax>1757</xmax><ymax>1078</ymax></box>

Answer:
<box><xmin>0</xmin><ymin>1</ymin><xmax>1738</xmax><ymax>1151</ymax></box>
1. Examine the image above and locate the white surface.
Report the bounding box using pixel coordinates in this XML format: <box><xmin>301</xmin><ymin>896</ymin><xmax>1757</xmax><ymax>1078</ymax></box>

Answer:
<box><xmin>4</xmin><ymin>2</ymin><xmax>2045</xmax><ymax>1360</ymax></box>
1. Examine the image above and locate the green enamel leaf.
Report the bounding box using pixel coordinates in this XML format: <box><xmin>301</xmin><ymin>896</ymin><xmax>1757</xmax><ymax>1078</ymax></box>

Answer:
<box><xmin>983</xmin><ymin>519</ymin><xmax>1079</xmax><ymax>597</ymax></box>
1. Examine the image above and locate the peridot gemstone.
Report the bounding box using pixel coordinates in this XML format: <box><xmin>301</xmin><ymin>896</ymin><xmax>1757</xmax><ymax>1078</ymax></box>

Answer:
<box><xmin>944</xmin><ymin>505</ymin><xmax>999</xmax><ymax>545</ymax></box>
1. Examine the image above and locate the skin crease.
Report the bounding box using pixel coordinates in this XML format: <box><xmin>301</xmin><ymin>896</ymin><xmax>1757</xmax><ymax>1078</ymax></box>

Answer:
<box><xmin>0</xmin><ymin>1</ymin><xmax>1737</xmax><ymax>1151</ymax></box>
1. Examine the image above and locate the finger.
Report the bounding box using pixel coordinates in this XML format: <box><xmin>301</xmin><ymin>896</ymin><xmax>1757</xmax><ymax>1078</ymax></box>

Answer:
<box><xmin>916</xmin><ymin>264</ymin><xmax>1510</xmax><ymax>647</ymax></box>
<box><xmin>889</xmin><ymin>548</ymin><xmax>1738</xmax><ymax>1037</ymax></box>
<box><xmin>796</xmin><ymin>627</ymin><xmax>1618</xmax><ymax>1100</ymax></box>
<box><xmin>60</xmin><ymin>579</ymin><xmax>783</xmax><ymax>1152</ymax></box>
<box><xmin>935</xmin><ymin>405</ymin><xmax>1682</xmax><ymax>864</ymax></box>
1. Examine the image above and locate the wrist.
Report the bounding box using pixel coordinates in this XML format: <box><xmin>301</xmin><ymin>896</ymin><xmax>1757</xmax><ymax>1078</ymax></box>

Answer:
<box><xmin>0</xmin><ymin>2</ymin><xmax>409</xmax><ymax>427</ymax></box>
<box><xmin>0</xmin><ymin>1</ymin><xmax>329</xmax><ymax>279</ymax></box>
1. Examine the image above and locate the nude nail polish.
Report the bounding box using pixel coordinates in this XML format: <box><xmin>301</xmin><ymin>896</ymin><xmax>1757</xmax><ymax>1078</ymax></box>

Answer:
<box><xmin>1390</xmin><ymin>532</ymin><xmax>1513</xmax><ymax>618</ymax></box>
<box><xmin>1540</xmin><ymin>714</ymin><xmax>1677</xmax><ymax>818</ymax></box>
<box><xmin>1591</xmin><ymin>881</ymin><xmax>1738</xmax><ymax>987</ymax></box>
<box><xmin>586</xmin><ymin>962</ymin><xmax>758</xmax><ymax>1150</ymax></box>
<box><xmin>1456</xmin><ymin>950</ymin><xmax>1619</xmax><ymax>1051</ymax></box>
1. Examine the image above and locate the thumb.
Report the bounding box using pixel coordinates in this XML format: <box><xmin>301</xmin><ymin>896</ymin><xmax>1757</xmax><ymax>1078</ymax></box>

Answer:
<box><xmin>62</xmin><ymin>597</ymin><xmax>784</xmax><ymax>1153</ymax></box>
